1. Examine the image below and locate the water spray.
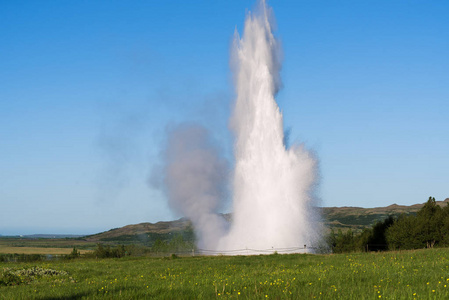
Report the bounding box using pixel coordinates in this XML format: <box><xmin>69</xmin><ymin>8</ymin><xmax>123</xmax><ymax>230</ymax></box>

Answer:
<box><xmin>155</xmin><ymin>0</ymin><xmax>321</xmax><ymax>255</ymax></box>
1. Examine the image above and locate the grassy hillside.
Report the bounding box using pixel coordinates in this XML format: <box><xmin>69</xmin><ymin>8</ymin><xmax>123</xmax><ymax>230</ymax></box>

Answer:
<box><xmin>83</xmin><ymin>218</ymin><xmax>195</xmax><ymax>247</ymax></box>
<box><xmin>322</xmin><ymin>198</ymin><xmax>449</xmax><ymax>232</ymax></box>
<box><xmin>81</xmin><ymin>198</ymin><xmax>449</xmax><ymax>243</ymax></box>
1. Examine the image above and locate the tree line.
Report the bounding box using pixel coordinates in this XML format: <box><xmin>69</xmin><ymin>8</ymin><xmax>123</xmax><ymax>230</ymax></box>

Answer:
<box><xmin>330</xmin><ymin>197</ymin><xmax>449</xmax><ymax>253</ymax></box>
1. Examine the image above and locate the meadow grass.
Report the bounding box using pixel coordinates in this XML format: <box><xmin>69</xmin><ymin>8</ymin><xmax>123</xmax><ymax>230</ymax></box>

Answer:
<box><xmin>0</xmin><ymin>238</ymin><xmax>97</xmax><ymax>250</ymax></box>
<box><xmin>0</xmin><ymin>246</ymin><xmax>92</xmax><ymax>255</ymax></box>
<box><xmin>1</xmin><ymin>248</ymin><xmax>449</xmax><ymax>299</ymax></box>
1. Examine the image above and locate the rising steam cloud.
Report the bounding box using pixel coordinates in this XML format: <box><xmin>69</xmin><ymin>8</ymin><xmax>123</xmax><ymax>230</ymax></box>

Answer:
<box><xmin>152</xmin><ymin>123</ymin><xmax>229</xmax><ymax>249</ymax></box>
<box><xmin>153</xmin><ymin>0</ymin><xmax>321</xmax><ymax>254</ymax></box>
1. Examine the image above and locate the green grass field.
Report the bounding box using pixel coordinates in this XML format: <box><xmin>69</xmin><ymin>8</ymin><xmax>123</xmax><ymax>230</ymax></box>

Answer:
<box><xmin>1</xmin><ymin>248</ymin><xmax>449</xmax><ymax>299</ymax></box>
<box><xmin>0</xmin><ymin>246</ymin><xmax>92</xmax><ymax>255</ymax></box>
<box><xmin>0</xmin><ymin>238</ymin><xmax>94</xmax><ymax>257</ymax></box>
<box><xmin>0</xmin><ymin>238</ymin><xmax>97</xmax><ymax>250</ymax></box>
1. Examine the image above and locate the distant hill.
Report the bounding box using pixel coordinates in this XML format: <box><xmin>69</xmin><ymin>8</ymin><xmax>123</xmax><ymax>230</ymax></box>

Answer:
<box><xmin>322</xmin><ymin>198</ymin><xmax>449</xmax><ymax>232</ymax></box>
<box><xmin>83</xmin><ymin>198</ymin><xmax>449</xmax><ymax>244</ymax></box>
<box><xmin>83</xmin><ymin>218</ymin><xmax>195</xmax><ymax>246</ymax></box>
<box><xmin>24</xmin><ymin>234</ymin><xmax>85</xmax><ymax>239</ymax></box>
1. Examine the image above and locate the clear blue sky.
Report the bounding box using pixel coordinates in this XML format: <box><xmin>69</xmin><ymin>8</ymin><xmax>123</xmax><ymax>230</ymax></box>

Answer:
<box><xmin>1</xmin><ymin>1</ymin><xmax>448</xmax><ymax>235</ymax></box>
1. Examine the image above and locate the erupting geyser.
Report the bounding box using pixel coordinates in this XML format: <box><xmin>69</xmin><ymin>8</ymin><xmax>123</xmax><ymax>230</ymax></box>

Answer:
<box><xmin>154</xmin><ymin>0</ymin><xmax>321</xmax><ymax>254</ymax></box>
